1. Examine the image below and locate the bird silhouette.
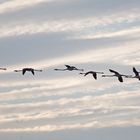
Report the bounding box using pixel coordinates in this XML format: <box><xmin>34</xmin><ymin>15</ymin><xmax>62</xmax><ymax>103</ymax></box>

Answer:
<box><xmin>0</xmin><ymin>68</ymin><xmax>6</xmax><ymax>70</ymax></box>
<box><xmin>102</xmin><ymin>69</ymin><xmax>130</xmax><ymax>82</ymax></box>
<box><xmin>79</xmin><ymin>71</ymin><xmax>104</xmax><ymax>80</ymax></box>
<box><xmin>54</xmin><ymin>65</ymin><xmax>84</xmax><ymax>71</ymax></box>
<box><xmin>14</xmin><ymin>68</ymin><xmax>42</xmax><ymax>75</ymax></box>
<box><xmin>126</xmin><ymin>67</ymin><xmax>140</xmax><ymax>80</ymax></box>
<box><xmin>132</xmin><ymin>67</ymin><xmax>140</xmax><ymax>80</ymax></box>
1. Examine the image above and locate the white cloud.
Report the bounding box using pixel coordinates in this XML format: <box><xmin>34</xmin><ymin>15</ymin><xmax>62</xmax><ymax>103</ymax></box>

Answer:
<box><xmin>0</xmin><ymin>0</ymin><xmax>54</xmax><ymax>14</ymax></box>
<box><xmin>8</xmin><ymin>42</ymin><xmax>139</xmax><ymax>69</ymax></box>
<box><xmin>0</xmin><ymin>119</ymin><xmax>139</xmax><ymax>132</ymax></box>
<box><xmin>0</xmin><ymin>90</ymin><xmax>140</xmax><ymax>123</ymax></box>
<box><xmin>70</xmin><ymin>27</ymin><xmax>140</xmax><ymax>40</ymax></box>
<box><xmin>0</xmin><ymin>76</ymin><xmax>89</xmax><ymax>101</ymax></box>
<box><xmin>0</xmin><ymin>10</ymin><xmax>139</xmax><ymax>38</ymax></box>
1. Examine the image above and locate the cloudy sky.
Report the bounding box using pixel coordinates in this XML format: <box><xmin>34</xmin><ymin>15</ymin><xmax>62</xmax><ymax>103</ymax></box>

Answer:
<box><xmin>0</xmin><ymin>0</ymin><xmax>140</xmax><ymax>139</ymax></box>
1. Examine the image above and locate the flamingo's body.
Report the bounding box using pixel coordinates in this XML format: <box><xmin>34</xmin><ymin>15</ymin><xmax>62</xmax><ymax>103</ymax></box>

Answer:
<box><xmin>54</xmin><ymin>65</ymin><xmax>84</xmax><ymax>71</ymax></box>
<box><xmin>14</xmin><ymin>68</ymin><xmax>42</xmax><ymax>75</ymax></box>
<box><xmin>80</xmin><ymin>71</ymin><xmax>104</xmax><ymax>80</ymax></box>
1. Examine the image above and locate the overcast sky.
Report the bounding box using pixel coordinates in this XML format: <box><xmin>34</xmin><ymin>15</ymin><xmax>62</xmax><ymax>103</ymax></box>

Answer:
<box><xmin>0</xmin><ymin>0</ymin><xmax>140</xmax><ymax>140</ymax></box>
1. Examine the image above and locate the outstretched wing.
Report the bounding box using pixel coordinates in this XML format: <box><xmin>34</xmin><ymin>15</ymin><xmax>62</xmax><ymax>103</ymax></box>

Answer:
<box><xmin>31</xmin><ymin>70</ymin><xmax>35</xmax><ymax>75</ymax></box>
<box><xmin>133</xmin><ymin>67</ymin><xmax>139</xmax><ymax>76</ymax></box>
<box><xmin>109</xmin><ymin>69</ymin><xmax>120</xmax><ymax>75</ymax></box>
<box><xmin>118</xmin><ymin>76</ymin><xmax>123</xmax><ymax>82</ymax></box>
<box><xmin>22</xmin><ymin>69</ymin><xmax>26</xmax><ymax>75</ymax></box>
<box><xmin>65</xmin><ymin>65</ymin><xmax>71</xmax><ymax>68</ymax></box>
<box><xmin>93</xmin><ymin>73</ymin><xmax>97</xmax><ymax>79</ymax></box>
<box><xmin>84</xmin><ymin>71</ymin><xmax>92</xmax><ymax>76</ymax></box>
<box><xmin>84</xmin><ymin>71</ymin><xmax>97</xmax><ymax>79</ymax></box>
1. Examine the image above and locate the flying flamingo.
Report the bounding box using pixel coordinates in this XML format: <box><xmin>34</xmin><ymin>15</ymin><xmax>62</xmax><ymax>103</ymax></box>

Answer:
<box><xmin>132</xmin><ymin>67</ymin><xmax>140</xmax><ymax>80</ymax></box>
<box><xmin>14</xmin><ymin>68</ymin><xmax>42</xmax><ymax>75</ymax></box>
<box><xmin>0</xmin><ymin>68</ymin><xmax>6</xmax><ymax>70</ymax></box>
<box><xmin>54</xmin><ymin>65</ymin><xmax>84</xmax><ymax>71</ymax></box>
<box><xmin>126</xmin><ymin>67</ymin><xmax>140</xmax><ymax>80</ymax></box>
<box><xmin>79</xmin><ymin>71</ymin><xmax>104</xmax><ymax>80</ymax></box>
<box><xmin>102</xmin><ymin>69</ymin><xmax>130</xmax><ymax>82</ymax></box>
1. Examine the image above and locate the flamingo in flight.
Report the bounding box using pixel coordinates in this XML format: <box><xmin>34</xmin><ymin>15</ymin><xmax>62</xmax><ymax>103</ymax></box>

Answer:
<box><xmin>54</xmin><ymin>65</ymin><xmax>84</xmax><ymax>71</ymax></box>
<box><xmin>126</xmin><ymin>67</ymin><xmax>140</xmax><ymax>80</ymax></box>
<box><xmin>0</xmin><ymin>68</ymin><xmax>6</xmax><ymax>70</ymax></box>
<box><xmin>102</xmin><ymin>69</ymin><xmax>130</xmax><ymax>82</ymax></box>
<box><xmin>14</xmin><ymin>68</ymin><xmax>42</xmax><ymax>75</ymax></box>
<box><xmin>132</xmin><ymin>67</ymin><xmax>140</xmax><ymax>80</ymax></box>
<box><xmin>79</xmin><ymin>71</ymin><xmax>104</xmax><ymax>80</ymax></box>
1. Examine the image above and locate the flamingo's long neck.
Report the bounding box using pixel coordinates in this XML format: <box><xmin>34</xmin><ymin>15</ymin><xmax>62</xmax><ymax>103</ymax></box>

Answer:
<box><xmin>96</xmin><ymin>72</ymin><xmax>104</xmax><ymax>74</ymax></box>
<box><xmin>122</xmin><ymin>74</ymin><xmax>132</xmax><ymax>77</ymax></box>
<box><xmin>34</xmin><ymin>69</ymin><xmax>42</xmax><ymax>72</ymax></box>
<box><xmin>79</xmin><ymin>72</ymin><xmax>85</xmax><ymax>75</ymax></box>
<box><xmin>102</xmin><ymin>75</ymin><xmax>114</xmax><ymax>77</ymax></box>
<box><xmin>55</xmin><ymin>69</ymin><xmax>67</xmax><ymax>71</ymax></box>
<box><xmin>14</xmin><ymin>70</ymin><xmax>22</xmax><ymax>72</ymax></box>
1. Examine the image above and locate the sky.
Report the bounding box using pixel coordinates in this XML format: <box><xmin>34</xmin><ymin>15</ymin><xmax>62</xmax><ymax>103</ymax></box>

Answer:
<box><xmin>0</xmin><ymin>0</ymin><xmax>140</xmax><ymax>140</ymax></box>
